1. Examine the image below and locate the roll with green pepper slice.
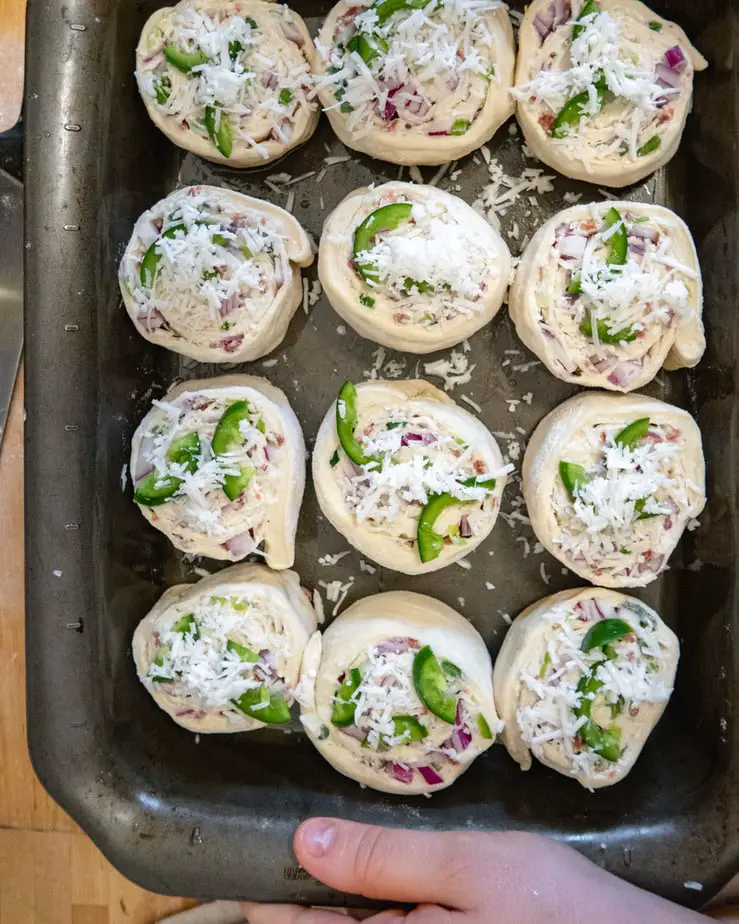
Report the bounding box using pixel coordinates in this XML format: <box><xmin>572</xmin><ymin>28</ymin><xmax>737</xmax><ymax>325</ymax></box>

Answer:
<box><xmin>493</xmin><ymin>587</ymin><xmax>680</xmax><ymax>788</ymax></box>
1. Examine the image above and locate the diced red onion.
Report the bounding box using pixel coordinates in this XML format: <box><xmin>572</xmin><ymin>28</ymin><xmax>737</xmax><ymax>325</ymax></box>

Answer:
<box><xmin>417</xmin><ymin>765</ymin><xmax>444</xmax><ymax>785</ymax></box>
<box><xmin>221</xmin><ymin>334</ymin><xmax>245</xmax><ymax>353</ymax></box>
<box><xmin>428</xmin><ymin>129</ymin><xmax>449</xmax><ymax>136</ymax></box>
<box><xmin>450</xmin><ymin>726</ymin><xmax>472</xmax><ymax>752</ymax></box>
<box><xmin>401</xmin><ymin>433</ymin><xmax>424</xmax><ymax>446</ymax></box>
<box><xmin>137</xmin><ymin>308</ymin><xmax>168</xmax><ymax>332</ymax></box>
<box><xmin>382</xmin><ymin>100</ymin><xmax>398</xmax><ymax>121</ymax></box>
<box><xmin>577</xmin><ymin>598</ymin><xmax>601</xmax><ymax>622</ymax></box>
<box><xmin>589</xmin><ymin>355</ymin><xmax>618</xmax><ymax>374</ymax></box>
<box><xmin>262</xmin><ymin>72</ymin><xmax>279</xmax><ymax>89</ymax></box>
<box><xmin>540</xmin><ymin>323</ymin><xmax>555</xmax><ymax>340</ymax></box>
<box><xmin>655</xmin><ymin>63</ymin><xmax>681</xmax><ymax>89</ymax></box>
<box><xmin>222</xmin><ymin>531</ymin><xmax>254</xmax><ymax>557</ymax></box>
<box><xmin>607</xmin><ymin>361</ymin><xmax>642</xmax><ymax>388</ymax></box>
<box><xmin>628</xmin><ymin>237</ymin><xmax>647</xmax><ymax>255</ymax></box>
<box><xmin>664</xmin><ymin>517</ymin><xmax>673</xmax><ymax>531</ymax></box>
<box><xmin>340</xmin><ymin>725</ymin><xmax>367</xmax><ymax>742</ymax></box>
<box><xmin>219</xmin><ymin>296</ymin><xmax>236</xmax><ymax>318</ymax></box>
<box><xmin>391</xmin><ymin>762</ymin><xmax>414</xmax><ymax>784</ymax></box>
<box><xmin>558</xmin><ymin>234</ymin><xmax>588</xmax><ymax>260</ymax></box>
<box><xmin>640</xmin><ymin>554</ymin><xmax>665</xmax><ymax>574</ymax></box>
<box><xmin>446</xmin><ymin>72</ymin><xmax>460</xmax><ymax>92</ymax></box>
<box><xmin>459</xmin><ymin>515</ymin><xmax>472</xmax><ymax>538</ymax></box>
<box><xmin>664</xmin><ymin>45</ymin><xmax>686</xmax><ymax>70</ymax></box>
<box><xmin>629</xmin><ymin>224</ymin><xmax>660</xmax><ymax>242</ymax></box>
<box><xmin>375</xmin><ymin>637</ymin><xmax>412</xmax><ymax>655</ymax></box>
<box><xmin>664</xmin><ymin>496</ymin><xmax>680</xmax><ymax>515</ymax></box>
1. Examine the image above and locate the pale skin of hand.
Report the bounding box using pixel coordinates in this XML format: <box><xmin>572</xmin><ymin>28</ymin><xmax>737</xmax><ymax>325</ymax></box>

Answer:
<box><xmin>241</xmin><ymin>818</ymin><xmax>728</xmax><ymax>924</ymax></box>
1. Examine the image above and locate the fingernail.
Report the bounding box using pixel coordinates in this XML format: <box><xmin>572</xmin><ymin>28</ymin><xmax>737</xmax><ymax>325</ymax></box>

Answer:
<box><xmin>302</xmin><ymin>820</ymin><xmax>337</xmax><ymax>858</ymax></box>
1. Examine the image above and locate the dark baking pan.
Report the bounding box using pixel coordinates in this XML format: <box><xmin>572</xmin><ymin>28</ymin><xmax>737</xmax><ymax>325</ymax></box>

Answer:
<box><xmin>24</xmin><ymin>0</ymin><xmax>739</xmax><ymax>908</ymax></box>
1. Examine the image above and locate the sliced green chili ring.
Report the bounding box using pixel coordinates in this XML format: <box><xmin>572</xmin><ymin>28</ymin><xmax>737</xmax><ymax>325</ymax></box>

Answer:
<box><xmin>615</xmin><ymin>417</ymin><xmax>650</xmax><ymax>448</ymax></box>
<box><xmin>373</xmin><ymin>0</ymin><xmax>430</xmax><ymax>24</ymax></box>
<box><xmin>232</xmin><ymin>687</ymin><xmax>291</xmax><ymax>724</ymax></box>
<box><xmin>649</xmin><ymin>19</ymin><xmax>662</xmax><ymax>30</ymax></box>
<box><xmin>331</xmin><ymin>667</ymin><xmax>362</xmax><ymax>726</ymax></box>
<box><xmin>604</xmin><ymin>206</ymin><xmax>627</xmax><ymax>265</ymax></box>
<box><xmin>412</xmin><ymin>646</ymin><xmax>457</xmax><ymax>724</ymax></box>
<box><xmin>574</xmin><ymin>672</ymin><xmax>622</xmax><ymax>762</ymax></box>
<box><xmin>581</xmin><ymin>617</ymin><xmax>633</xmax><ymax>653</ymax></box>
<box><xmin>392</xmin><ymin>715</ymin><xmax>428</xmax><ymax>741</ymax></box>
<box><xmin>637</xmin><ymin>135</ymin><xmax>661</xmax><ymax>157</ymax></box>
<box><xmin>226</xmin><ymin>639</ymin><xmax>260</xmax><ymax>662</ymax></box>
<box><xmin>551</xmin><ymin>73</ymin><xmax>607</xmax><ymax>138</ymax></box>
<box><xmin>540</xmin><ymin>651</ymin><xmax>551</xmax><ymax>678</ymax></box>
<box><xmin>212</xmin><ymin>400</ymin><xmax>256</xmax><ymax>500</ymax></box>
<box><xmin>163</xmin><ymin>45</ymin><xmax>209</xmax><ymax>73</ymax></box>
<box><xmin>153</xmin><ymin>74</ymin><xmax>172</xmax><ymax>105</ymax></box>
<box><xmin>353</xmin><ymin>203</ymin><xmax>413</xmax><ymax>283</ymax></box>
<box><xmin>579</xmin><ymin>314</ymin><xmax>636</xmax><ymax>343</ymax></box>
<box><xmin>335</xmin><ymin>381</ymin><xmax>381</xmax><ymax>467</ymax></box>
<box><xmin>167</xmin><ymin>431</ymin><xmax>201</xmax><ymax>473</ymax></box>
<box><xmin>559</xmin><ymin>461</ymin><xmax>588</xmax><ymax>500</ymax></box>
<box><xmin>417</xmin><ymin>493</ymin><xmax>463</xmax><ymax>563</ymax></box>
<box><xmin>172</xmin><ymin>613</ymin><xmax>199</xmax><ymax>638</ymax></box>
<box><xmin>204</xmin><ymin>105</ymin><xmax>233</xmax><ymax>159</ymax></box>
<box><xmin>441</xmin><ymin>659</ymin><xmax>462</xmax><ymax>679</ymax></box>
<box><xmin>459</xmin><ymin>476</ymin><xmax>496</xmax><ymax>492</ymax></box>
<box><xmin>329</xmin><ymin>448</ymin><xmax>340</xmax><ymax>467</ymax></box>
<box><xmin>450</xmin><ymin>118</ymin><xmax>469</xmax><ymax>136</ymax></box>
<box><xmin>134</xmin><ymin>471</ymin><xmax>182</xmax><ymax>506</ymax></box>
<box><xmin>140</xmin><ymin>223</ymin><xmax>186</xmax><ymax>286</ymax></box>
<box><xmin>477</xmin><ymin>714</ymin><xmax>494</xmax><ymax>740</ymax></box>
<box><xmin>634</xmin><ymin>497</ymin><xmax>660</xmax><ymax>520</ymax></box>
<box><xmin>346</xmin><ymin>32</ymin><xmax>388</xmax><ymax>64</ymax></box>
<box><xmin>573</xmin><ymin>0</ymin><xmax>599</xmax><ymax>39</ymax></box>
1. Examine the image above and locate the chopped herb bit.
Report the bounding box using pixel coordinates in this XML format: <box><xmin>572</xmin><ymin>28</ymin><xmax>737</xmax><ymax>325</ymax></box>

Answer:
<box><xmin>359</xmin><ymin>293</ymin><xmax>375</xmax><ymax>307</ymax></box>
<box><xmin>153</xmin><ymin>75</ymin><xmax>171</xmax><ymax>105</ymax></box>
<box><xmin>450</xmin><ymin>118</ymin><xmax>469</xmax><ymax>136</ymax></box>
<box><xmin>278</xmin><ymin>88</ymin><xmax>293</xmax><ymax>106</ymax></box>
<box><xmin>637</xmin><ymin>135</ymin><xmax>661</xmax><ymax>157</ymax></box>
<box><xmin>340</xmin><ymin>101</ymin><xmax>354</xmax><ymax>113</ymax></box>
<box><xmin>649</xmin><ymin>20</ymin><xmax>662</xmax><ymax>30</ymax></box>
<box><xmin>330</xmin><ymin>449</ymin><xmax>340</xmax><ymax>467</ymax></box>
<box><xmin>228</xmin><ymin>40</ymin><xmax>243</xmax><ymax>61</ymax></box>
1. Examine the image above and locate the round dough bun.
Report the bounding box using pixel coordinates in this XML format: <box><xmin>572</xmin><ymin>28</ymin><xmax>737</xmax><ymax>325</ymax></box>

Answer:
<box><xmin>119</xmin><ymin>185</ymin><xmax>313</xmax><ymax>363</ymax></box>
<box><xmin>313</xmin><ymin>379</ymin><xmax>510</xmax><ymax>574</ymax></box>
<box><xmin>319</xmin><ymin>182</ymin><xmax>512</xmax><ymax>353</ymax></box>
<box><xmin>135</xmin><ymin>0</ymin><xmax>319</xmax><ymax>167</ymax></box>
<box><xmin>514</xmin><ymin>0</ymin><xmax>707</xmax><ymax>186</ymax></box>
<box><xmin>493</xmin><ymin>587</ymin><xmax>679</xmax><ymax>788</ymax></box>
<box><xmin>509</xmin><ymin>200</ymin><xmax>704</xmax><ymax>391</ymax></box>
<box><xmin>133</xmin><ymin>564</ymin><xmax>316</xmax><ymax>733</ymax></box>
<box><xmin>130</xmin><ymin>374</ymin><xmax>305</xmax><ymax>567</ymax></box>
<box><xmin>522</xmin><ymin>391</ymin><xmax>705</xmax><ymax>587</ymax></box>
<box><xmin>313</xmin><ymin>0</ymin><xmax>515</xmax><ymax>166</ymax></box>
<box><xmin>299</xmin><ymin>591</ymin><xmax>500</xmax><ymax>794</ymax></box>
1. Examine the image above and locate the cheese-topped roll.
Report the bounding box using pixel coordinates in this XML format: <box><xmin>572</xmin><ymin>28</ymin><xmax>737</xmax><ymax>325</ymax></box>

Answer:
<box><xmin>299</xmin><ymin>591</ymin><xmax>500</xmax><ymax>794</ymax></box>
<box><xmin>522</xmin><ymin>392</ymin><xmax>705</xmax><ymax>587</ymax></box>
<box><xmin>313</xmin><ymin>380</ymin><xmax>511</xmax><ymax>574</ymax></box>
<box><xmin>512</xmin><ymin>0</ymin><xmax>707</xmax><ymax>187</ymax></box>
<box><xmin>319</xmin><ymin>182</ymin><xmax>512</xmax><ymax>353</ymax></box>
<box><xmin>494</xmin><ymin>588</ymin><xmax>678</xmax><ymax>788</ymax></box>
<box><xmin>130</xmin><ymin>375</ymin><xmax>305</xmax><ymax>568</ymax></box>
<box><xmin>135</xmin><ymin>0</ymin><xmax>319</xmax><ymax>166</ymax></box>
<box><xmin>119</xmin><ymin>186</ymin><xmax>313</xmax><ymax>363</ymax></box>
<box><xmin>133</xmin><ymin>564</ymin><xmax>316</xmax><ymax>733</ymax></box>
<box><xmin>509</xmin><ymin>201</ymin><xmax>704</xmax><ymax>391</ymax></box>
<box><xmin>312</xmin><ymin>0</ymin><xmax>515</xmax><ymax>166</ymax></box>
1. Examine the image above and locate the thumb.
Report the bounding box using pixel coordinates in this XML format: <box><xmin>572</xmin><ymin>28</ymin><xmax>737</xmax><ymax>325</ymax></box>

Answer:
<box><xmin>293</xmin><ymin>817</ymin><xmax>484</xmax><ymax>907</ymax></box>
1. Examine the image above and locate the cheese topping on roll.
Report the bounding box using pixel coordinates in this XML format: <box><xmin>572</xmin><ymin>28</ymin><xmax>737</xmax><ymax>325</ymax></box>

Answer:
<box><xmin>299</xmin><ymin>591</ymin><xmax>500</xmax><ymax>794</ymax></box>
<box><xmin>494</xmin><ymin>587</ymin><xmax>678</xmax><ymax>788</ymax></box>
<box><xmin>135</xmin><ymin>0</ymin><xmax>318</xmax><ymax>166</ymax></box>
<box><xmin>133</xmin><ymin>564</ymin><xmax>316</xmax><ymax>733</ymax></box>
<box><xmin>513</xmin><ymin>0</ymin><xmax>707</xmax><ymax>186</ymax></box>
<box><xmin>120</xmin><ymin>186</ymin><xmax>313</xmax><ymax>363</ymax></box>
<box><xmin>312</xmin><ymin>0</ymin><xmax>515</xmax><ymax>165</ymax></box>
<box><xmin>509</xmin><ymin>201</ymin><xmax>704</xmax><ymax>391</ymax></box>
<box><xmin>522</xmin><ymin>392</ymin><xmax>705</xmax><ymax>588</ymax></box>
<box><xmin>313</xmin><ymin>380</ymin><xmax>512</xmax><ymax>574</ymax></box>
<box><xmin>130</xmin><ymin>375</ymin><xmax>305</xmax><ymax>567</ymax></box>
<box><xmin>319</xmin><ymin>182</ymin><xmax>512</xmax><ymax>352</ymax></box>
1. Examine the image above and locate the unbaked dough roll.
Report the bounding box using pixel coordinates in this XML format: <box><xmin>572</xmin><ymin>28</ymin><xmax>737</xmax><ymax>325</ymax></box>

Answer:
<box><xmin>522</xmin><ymin>392</ymin><xmax>705</xmax><ymax>587</ymax></box>
<box><xmin>319</xmin><ymin>182</ymin><xmax>512</xmax><ymax>353</ymax></box>
<box><xmin>493</xmin><ymin>587</ymin><xmax>678</xmax><ymax>788</ymax></box>
<box><xmin>130</xmin><ymin>374</ymin><xmax>305</xmax><ymax>567</ymax></box>
<box><xmin>313</xmin><ymin>379</ymin><xmax>512</xmax><ymax>574</ymax></box>
<box><xmin>135</xmin><ymin>0</ymin><xmax>319</xmax><ymax>166</ymax></box>
<box><xmin>312</xmin><ymin>0</ymin><xmax>515</xmax><ymax>166</ymax></box>
<box><xmin>509</xmin><ymin>201</ymin><xmax>704</xmax><ymax>391</ymax></box>
<box><xmin>299</xmin><ymin>591</ymin><xmax>500</xmax><ymax>794</ymax></box>
<box><xmin>133</xmin><ymin>564</ymin><xmax>316</xmax><ymax>733</ymax></box>
<box><xmin>119</xmin><ymin>185</ymin><xmax>313</xmax><ymax>363</ymax></box>
<box><xmin>512</xmin><ymin>0</ymin><xmax>707</xmax><ymax>186</ymax></box>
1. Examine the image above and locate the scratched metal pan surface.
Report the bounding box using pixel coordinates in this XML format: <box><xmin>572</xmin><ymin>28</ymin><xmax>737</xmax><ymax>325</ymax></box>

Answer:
<box><xmin>24</xmin><ymin>0</ymin><xmax>739</xmax><ymax>908</ymax></box>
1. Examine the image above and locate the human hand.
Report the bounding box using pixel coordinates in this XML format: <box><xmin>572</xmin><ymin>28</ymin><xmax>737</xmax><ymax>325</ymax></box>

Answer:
<box><xmin>242</xmin><ymin>818</ymin><xmax>708</xmax><ymax>923</ymax></box>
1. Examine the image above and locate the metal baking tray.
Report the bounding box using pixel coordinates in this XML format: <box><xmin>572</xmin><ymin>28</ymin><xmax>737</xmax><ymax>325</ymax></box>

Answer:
<box><xmin>25</xmin><ymin>0</ymin><xmax>739</xmax><ymax>908</ymax></box>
